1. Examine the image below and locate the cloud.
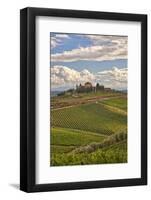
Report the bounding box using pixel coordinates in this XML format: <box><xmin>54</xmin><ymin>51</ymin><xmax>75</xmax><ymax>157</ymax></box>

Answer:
<box><xmin>96</xmin><ymin>67</ymin><xmax>127</xmax><ymax>89</ymax></box>
<box><xmin>51</xmin><ymin>38</ymin><xmax>58</xmax><ymax>48</ymax></box>
<box><xmin>54</xmin><ymin>34</ymin><xmax>70</xmax><ymax>38</ymax></box>
<box><xmin>51</xmin><ymin>65</ymin><xmax>127</xmax><ymax>90</ymax></box>
<box><xmin>51</xmin><ymin>65</ymin><xmax>94</xmax><ymax>87</ymax></box>
<box><xmin>86</xmin><ymin>35</ymin><xmax>127</xmax><ymax>46</ymax></box>
<box><xmin>51</xmin><ymin>35</ymin><xmax>127</xmax><ymax>62</ymax></box>
<box><xmin>51</xmin><ymin>34</ymin><xmax>70</xmax><ymax>48</ymax></box>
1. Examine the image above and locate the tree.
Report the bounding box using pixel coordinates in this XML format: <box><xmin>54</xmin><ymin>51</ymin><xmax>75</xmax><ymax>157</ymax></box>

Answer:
<box><xmin>96</xmin><ymin>83</ymin><xmax>100</xmax><ymax>88</ymax></box>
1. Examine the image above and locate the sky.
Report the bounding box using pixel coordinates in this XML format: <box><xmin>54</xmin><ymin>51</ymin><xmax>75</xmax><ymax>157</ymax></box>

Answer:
<box><xmin>50</xmin><ymin>33</ymin><xmax>128</xmax><ymax>91</ymax></box>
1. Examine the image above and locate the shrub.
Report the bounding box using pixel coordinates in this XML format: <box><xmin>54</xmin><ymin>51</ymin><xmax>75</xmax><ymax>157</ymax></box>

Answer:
<box><xmin>71</xmin><ymin>130</ymin><xmax>127</xmax><ymax>154</ymax></box>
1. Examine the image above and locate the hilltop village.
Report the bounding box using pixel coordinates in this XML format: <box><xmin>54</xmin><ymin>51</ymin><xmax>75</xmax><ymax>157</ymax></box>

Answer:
<box><xmin>57</xmin><ymin>82</ymin><xmax>112</xmax><ymax>96</ymax></box>
<box><xmin>76</xmin><ymin>82</ymin><xmax>111</xmax><ymax>93</ymax></box>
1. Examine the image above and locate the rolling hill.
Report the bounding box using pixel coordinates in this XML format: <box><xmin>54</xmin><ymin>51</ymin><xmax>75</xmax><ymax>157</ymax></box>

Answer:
<box><xmin>50</xmin><ymin>95</ymin><xmax>127</xmax><ymax>166</ymax></box>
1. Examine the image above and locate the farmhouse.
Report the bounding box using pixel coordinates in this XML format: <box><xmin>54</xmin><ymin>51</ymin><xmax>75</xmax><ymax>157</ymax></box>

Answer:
<box><xmin>104</xmin><ymin>87</ymin><xmax>111</xmax><ymax>92</ymax></box>
<box><xmin>76</xmin><ymin>82</ymin><xmax>94</xmax><ymax>93</ymax></box>
<box><xmin>84</xmin><ymin>82</ymin><xmax>93</xmax><ymax>88</ymax></box>
<box><xmin>76</xmin><ymin>82</ymin><xmax>110</xmax><ymax>93</ymax></box>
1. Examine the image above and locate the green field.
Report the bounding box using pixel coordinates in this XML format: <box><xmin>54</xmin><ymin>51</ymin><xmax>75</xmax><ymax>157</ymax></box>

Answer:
<box><xmin>51</xmin><ymin>140</ymin><xmax>127</xmax><ymax>166</ymax></box>
<box><xmin>52</xmin><ymin>103</ymin><xmax>127</xmax><ymax>135</ymax></box>
<box><xmin>51</xmin><ymin>127</ymin><xmax>106</xmax><ymax>146</ymax></box>
<box><xmin>51</xmin><ymin>90</ymin><xmax>123</xmax><ymax>109</ymax></box>
<box><xmin>50</xmin><ymin>92</ymin><xmax>127</xmax><ymax>166</ymax></box>
<box><xmin>51</xmin><ymin>127</ymin><xmax>107</xmax><ymax>155</ymax></box>
<box><xmin>101</xmin><ymin>97</ymin><xmax>127</xmax><ymax>111</ymax></box>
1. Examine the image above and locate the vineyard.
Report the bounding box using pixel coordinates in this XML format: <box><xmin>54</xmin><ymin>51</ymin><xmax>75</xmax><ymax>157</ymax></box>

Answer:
<box><xmin>50</xmin><ymin>92</ymin><xmax>127</xmax><ymax>166</ymax></box>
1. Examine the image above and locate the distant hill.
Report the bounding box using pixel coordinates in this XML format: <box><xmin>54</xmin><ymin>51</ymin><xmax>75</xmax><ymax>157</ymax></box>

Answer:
<box><xmin>120</xmin><ymin>89</ymin><xmax>127</xmax><ymax>94</ymax></box>
<box><xmin>114</xmin><ymin>89</ymin><xmax>127</xmax><ymax>94</ymax></box>
<box><xmin>51</xmin><ymin>91</ymin><xmax>62</xmax><ymax>97</ymax></box>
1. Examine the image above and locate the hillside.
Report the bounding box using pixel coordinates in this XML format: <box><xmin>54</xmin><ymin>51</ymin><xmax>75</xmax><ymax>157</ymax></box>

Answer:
<box><xmin>50</xmin><ymin>93</ymin><xmax>127</xmax><ymax>166</ymax></box>
<box><xmin>52</xmin><ymin>102</ymin><xmax>127</xmax><ymax>135</ymax></box>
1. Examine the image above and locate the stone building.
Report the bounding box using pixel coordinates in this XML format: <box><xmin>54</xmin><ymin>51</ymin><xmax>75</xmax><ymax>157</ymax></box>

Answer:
<box><xmin>76</xmin><ymin>82</ymin><xmax>108</xmax><ymax>93</ymax></box>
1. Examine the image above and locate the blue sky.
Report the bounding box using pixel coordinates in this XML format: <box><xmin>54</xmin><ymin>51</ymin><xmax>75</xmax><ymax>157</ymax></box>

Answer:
<box><xmin>50</xmin><ymin>33</ymin><xmax>128</xmax><ymax>90</ymax></box>
<box><xmin>51</xmin><ymin>33</ymin><xmax>93</xmax><ymax>54</ymax></box>
<box><xmin>51</xmin><ymin>59</ymin><xmax>127</xmax><ymax>73</ymax></box>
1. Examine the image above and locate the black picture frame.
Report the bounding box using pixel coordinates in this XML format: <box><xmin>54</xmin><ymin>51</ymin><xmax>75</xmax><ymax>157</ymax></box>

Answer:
<box><xmin>20</xmin><ymin>7</ymin><xmax>147</xmax><ymax>193</ymax></box>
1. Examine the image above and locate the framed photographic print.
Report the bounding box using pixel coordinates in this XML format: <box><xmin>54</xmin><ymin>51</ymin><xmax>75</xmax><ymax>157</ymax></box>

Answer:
<box><xmin>20</xmin><ymin>7</ymin><xmax>147</xmax><ymax>192</ymax></box>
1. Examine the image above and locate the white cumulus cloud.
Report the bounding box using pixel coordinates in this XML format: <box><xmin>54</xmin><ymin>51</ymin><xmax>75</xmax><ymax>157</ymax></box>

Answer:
<box><xmin>51</xmin><ymin>65</ymin><xmax>127</xmax><ymax>90</ymax></box>
<box><xmin>51</xmin><ymin>65</ymin><xmax>94</xmax><ymax>87</ymax></box>
<box><xmin>96</xmin><ymin>67</ymin><xmax>127</xmax><ymax>89</ymax></box>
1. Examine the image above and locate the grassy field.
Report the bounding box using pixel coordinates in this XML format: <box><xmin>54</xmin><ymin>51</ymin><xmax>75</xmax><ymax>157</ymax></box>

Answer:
<box><xmin>51</xmin><ymin>127</ymin><xmax>106</xmax><ymax>146</ymax></box>
<box><xmin>51</xmin><ymin>127</ymin><xmax>107</xmax><ymax>155</ymax></box>
<box><xmin>101</xmin><ymin>97</ymin><xmax>127</xmax><ymax>111</ymax></box>
<box><xmin>50</xmin><ymin>91</ymin><xmax>127</xmax><ymax>166</ymax></box>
